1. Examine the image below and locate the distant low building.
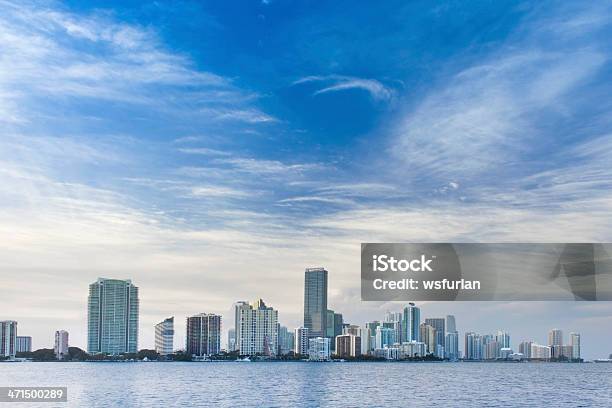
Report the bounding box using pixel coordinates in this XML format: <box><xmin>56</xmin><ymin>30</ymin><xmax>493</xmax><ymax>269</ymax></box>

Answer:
<box><xmin>509</xmin><ymin>352</ymin><xmax>524</xmax><ymax>361</ymax></box>
<box><xmin>500</xmin><ymin>347</ymin><xmax>513</xmax><ymax>360</ymax></box>
<box><xmin>54</xmin><ymin>331</ymin><xmax>69</xmax><ymax>359</ymax></box>
<box><xmin>308</xmin><ymin>337</ymin><xmax>330</xmax><ymax>361</ymax></box>
<box><xmin>399</xmin><ymin>341</ymin><xmax>426</xmax><ymax>358</ymax></box>
<box><xmin>16</xmin><ymin>336</ymin><xmax>32</xmax><ymax>353</ymax></box>
<box><xmin>531</xmin><ymin>343</ymin><xmax>551</xmax><ymax>360</ymax></box>
<box><xmin>374</xmin><ymin>346</ymin><xmax>401</xmax><ymax>360</ymax></box>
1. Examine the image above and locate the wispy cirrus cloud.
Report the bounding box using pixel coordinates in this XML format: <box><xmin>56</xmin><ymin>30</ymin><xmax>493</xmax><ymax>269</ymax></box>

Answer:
<box><xmin>0</xmin><ymin>0</ymin><xmax>271</xmax><ymax>124</ymax></box>
<box><xmin>293</xmin><ymin>75</ymin><xmax>394</xmax><ymax>101</ymax></box>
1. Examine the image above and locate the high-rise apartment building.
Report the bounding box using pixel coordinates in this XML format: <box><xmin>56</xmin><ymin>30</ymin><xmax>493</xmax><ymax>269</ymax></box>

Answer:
<box><xmin>385</xmin><ymin>312</ymin><xmax>404</xmax><ymax>345</ymax></box>
<box><xmin>54</xmin><ymin>331</ymin><xmax>69</xmax><ymax>359</ymax></box>
<box><xmin>16</xmin><ymin>336</ymin><xmax>32</xmax><ymax>353</ymax></box>
<box><xmin>446</xmin><ymin>315</ymin><xmax>456</xmax><ymax>333</ymax></box>
<box><xmin>403</xmin><ymin>303</ymin><xmax>420</xmax><ymax>342</ymax></box>
<box><xmin>308</xmin><ymin>337</ymin><xmax>331</xmax><ymax>361</ymax></box>
<box><xmin>1</xmin><ymin>321</ymin><xmax>17</xmax><ymax>358</ymax></box>
<box><xmin>496</xmin><ymin>331</ymin><xmax>511</xmax><ymax>349</ymax></box>
<box><xmin>519</xmin><ymin>341</ymin><xmax>533</xmax><ymax>359</ymax></box>
<box><xmin>548</xmin><ymin>329</ymin><xmax>563</xmax><ymax>346</ymax></box>
<box><xmin>335</xmin><ymin>334</ymin><xmax>361</xmax><ymax>358</ymax></box>
<box><xmin>420</xmin><ymin>323</ymin><xmax>437</xmax><ymax>355</ymax></box>
<box><xmin>87</xmin><ymin>278</ymin><xmax>139</xmax><ymax>354</ymax></box>
<box><xmin>464</xmin><ymin>332</ymin><xmax>483</xmax><ymax>360</ymax></box>
<box><xmin>570</xmin><ymin>333</ymin><xmax>580</xmax><ymax>360</ymax></box>
<box><xmin>445</xmin><ymin>331</ymin><xmax>459</xmax><ymax>360</ymax></box>
<box><xmin>155</xmin><ymin>317</ymin><xmax>174</xmax><ymax>356</ymax></box>
<box><xmin>236</xmin><ymin>299</ymin><xmax>278</xmax><ymax>356</ymax></box>
<box><xmin>295</xmin><ymin>327</ymin><xmax>310</xmax><ymax>355</ymax></box>
<box><xmin>186</xmin><ymin>313</ymin><xmax>221</xmax><ymax>357</ymax></box>
<box><xmin>304</xmin><ymin>268</ymin><xmax>328</xmax><ymax>338</ymax></box>
<box><xmin>375</xmin><ymin>326</ymin><xmax>396</xmax><ymax>349</ymax></box>
<box><xmin>425</xmin><ymin>318</ymin><xmax>445</xmax><ymax>357</ymax></box>
<box><xmin>232</xmin><ymin>301</ymin><xmax>248</xmax><ymax>352</ymax></box>
<box><xmin>228</xmin><ymin>328</ymin><xmax>236</xmax><ymax>352</ymax></box>
<box><xmin>278</xmin><ymin>325</ymin><xmax>294</xmax><ymax>355</ymax></box>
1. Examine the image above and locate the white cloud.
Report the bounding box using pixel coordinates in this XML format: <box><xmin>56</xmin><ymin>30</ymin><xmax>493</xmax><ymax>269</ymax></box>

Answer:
<box><xmin>293</xmin><ymin>75</ymin><xmax>394</xmax><ymax>101</ymax></box>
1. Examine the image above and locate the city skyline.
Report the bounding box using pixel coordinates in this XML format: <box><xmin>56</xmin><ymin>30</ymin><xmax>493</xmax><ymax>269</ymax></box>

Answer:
<box><xmin>2</xmin><ymin>0</ymin><xmax>612</xmax><ymax>361</ymax></box>
<box><xmin>0</xmin><ymin>272</ymin><xmax>596</xmax><ymax>361</ymax></box>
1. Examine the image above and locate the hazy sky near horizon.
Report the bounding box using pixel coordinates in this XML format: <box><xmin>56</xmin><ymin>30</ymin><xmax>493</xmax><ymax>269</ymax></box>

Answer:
<box><xmin>1</xmin><ymin>0</ymin><xmax>612</xmax><ymax>359</ymax></box>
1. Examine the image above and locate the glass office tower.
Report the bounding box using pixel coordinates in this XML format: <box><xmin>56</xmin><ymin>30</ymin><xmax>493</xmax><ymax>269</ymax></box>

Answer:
<box><xmin>303</xmin><ymin>268</ymin><xmax>328</xmax><ymax>338</ymax></box>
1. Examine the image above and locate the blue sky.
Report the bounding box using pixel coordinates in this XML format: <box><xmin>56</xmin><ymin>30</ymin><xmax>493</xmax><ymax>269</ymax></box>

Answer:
<box><xmin>1</xmin><ymin>0</ymin><xmax>612</xmax><ymax>358</ymax></box>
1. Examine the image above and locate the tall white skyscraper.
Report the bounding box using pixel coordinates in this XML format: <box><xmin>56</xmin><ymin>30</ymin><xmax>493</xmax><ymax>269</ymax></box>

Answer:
<box><xmin>496</xmin><ymin>330</ymin><xmax>510</xmax><ymax>348</ymax></box>
<box><xmin>548</xmin><ymin>329</ymin><xmax>563</xmax><ymax>346</ymax></box>
<box><xmin>1</xmin><ymin>321</ymin><xmax>17</xmax><ymax>358</ymax></box>
<box><xmin>54</xmin><ymin>330</ymin><xmax>69</xmax><ymax>359</ymax></box>
<box><xmin>295</xmin><ymin>327</ymin><xmax>310</xmax><ymax>355</ymax></box>
<box><xmin>155</xmin><ymin>317</ymin><xmax>174</xmax><ymax>356</ymax></box>
<box><xmin>445</xmin><ymin>331</ymin><xmax>459</xmax><ymax>360</ymax></box>
<box><xmin>237</xmin><ymin>299</ymin><xmax>278</xmax><ymax>356</ymax></box>
<box><xmin>446</xmin><ymin>315</ymin><xmax>456</xmax><ymax>333</ymax></box>
<box><xmin>87</xmin><ymin>278</ymin><xmax>139</xmax><ymax>354</ymax></box>
<box><xmin>232</xmin><ymin>301</ymin><xmax>248</xmax><ymax>352</ymax></box>
<box><xmin>570</xmin><ymin>333</ymin><xmax>581</xmax><ymax>360</ymax></box>
<box><xmin>403</xmin><ymin>303</ymin><xmax>420</xmax><ymax>342</ymax></box>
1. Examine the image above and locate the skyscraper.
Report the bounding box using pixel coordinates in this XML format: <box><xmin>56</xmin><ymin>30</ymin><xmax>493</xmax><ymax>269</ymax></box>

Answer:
<box><xmin>227</xmin><ymin>328</ymin><xmax>236</xmax><ymax>352</ymax></box>
<box><xmin>519</xmin><ymin>341</ymin><xmax>533</xmax><ymax>359</ymax></box>
<box><xmin>570</xmin><ymin>333</ymin><xmax>581</xmax><ymax>360</ymax></box>
<box><xmin>548</xmin><ymin>329</ymin><xmax>563</xmax><ymax>346</ymax></box>
<box><xmin>16</xmin><ymin>336</ymin><xmax>32</xmax><ymax>353</ymax></box>
<box><xmin>375</xmin><ymin>326</ymin><xmax>396</xmax><ymax>349</ymax></box>
<box><xmin>304</xmin><ymin>268</ymin><xmax>328</xmax><ymax>338</ymax></box>
<box><xmin>445</xmin><ymin>331</ymin><xmax>459</xmax><ymax>360</ymax></box>
<box><xmin>420</xmin><ymin>323</ymin><xmax>437</xmax><ymax>355</ymax></box>
<box><xmin>87</xmin><ymin>278</ymin><xmax>139</xmax><ymax>354</ymax></box>
<box><xmin>232</xmin><ymin>301</ymin><xmax>248</xmax><ymax>352</ymax></box>
<box><xmin>403</xmin><ymin>303</ymin><xmax>420</xmax><ymax>342</ymax></box>
<box><xmin>1</xmin><ymin>321</ymin><xmax>17</xmax><ymax>358</ymax></box>
<box><xmin>335</xmin><ymin>334</ymin><xmax>361</xmax><ymax>358</ymax></box>
<box><xmin>278</xmin><ymin>325</ymin><xmax>294</xmax><ymax>355</ymax></box>
<box><xmin>385</xmin><ymin>311</ymin><xmax>404</xmax><ymax>345</ymax></box>
<box><xmin>496</xmin><ymin>331</ymin><xmax>510</xmax><ymax>349</ymax></box>
<box><xmin>155</xmin><ymin>317</ymin><xmax>174</xmax><ymax>356</ymax></box>
<box><xmin>236</xmin><ymin>299</ymin><xmax>278</xmax><ymax>356</ymax></box>
<box><xmin>464</xmin><ymin>332</ymin><xmax>483</xmax><ymax>360</ymax></box>
<box><xmin>425</xmin><ymin>318</ymin><xmax>445</xmax><ymax>357</ymax></box>
<box><xmin>186</xmin><ymin>313</ymin><xmax>221</xmax><ymax>357</ymax></box>
<box><xmin>54</xmin><ymin>331</ymin><xmax>69</xmax><ymax>359</ymax></box>
<box><xmin>294</xmin><ymin>327</ymin><xmax>310</xmax><ymax>355</ymax></box>
<box><xmin>446</xmin><ymin>315</ymin><xmax>456</xmax><ymax>333</ymax></box>
<box><xmin>308</xmin><ymin>337</ymin><xmax>331</xmax><ymax>361</ymax></box>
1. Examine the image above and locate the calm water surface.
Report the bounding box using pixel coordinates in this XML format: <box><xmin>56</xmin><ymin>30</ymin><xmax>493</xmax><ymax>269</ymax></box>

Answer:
<box><xmin>1</xmin><ymin>362</ymin><xmax>611</xmax><ymax>407</ymax></box>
